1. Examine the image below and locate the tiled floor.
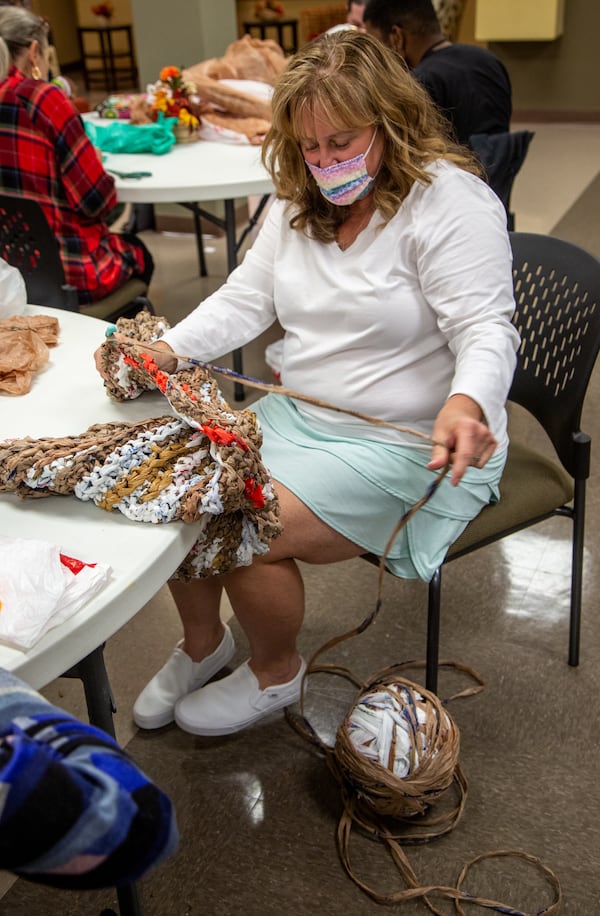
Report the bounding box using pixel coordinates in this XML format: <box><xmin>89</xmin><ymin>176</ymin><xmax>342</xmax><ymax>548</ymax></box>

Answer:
<box><xmin>1</xmin><ymin>122</ymin><xmax>599</xmax><ymax>915</ymax></box>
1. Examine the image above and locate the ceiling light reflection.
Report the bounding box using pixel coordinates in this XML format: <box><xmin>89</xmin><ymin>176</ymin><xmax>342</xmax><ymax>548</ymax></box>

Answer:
<box><xmin>229</xmin><ymin>772</ymin><xmax>264</xmax><ymax>825</ymax></box>
<box><xmin>498</xmin><ymin>529</ymin><xmax>592</xmax><ymax>622</ymax></box>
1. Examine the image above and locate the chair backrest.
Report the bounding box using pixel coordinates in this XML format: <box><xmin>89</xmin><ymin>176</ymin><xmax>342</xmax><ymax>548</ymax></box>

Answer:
<box><xmin>469</xmin><ymin>131</ymin><xmax>534</xmax><ymax>221</ymax></box>
<box><xmin>0</xmin><ymin>194</ymin><xmax>79</xmax><ymax>311</ymax></box>
<box><xmin>508</xmin><ymin>231</ymin><xmax>600</xmax><ymax>476</ymax></box>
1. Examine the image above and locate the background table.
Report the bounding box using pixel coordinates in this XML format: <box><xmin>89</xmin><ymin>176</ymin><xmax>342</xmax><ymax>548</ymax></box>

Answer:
<box><xmin>103</xmin><ymin>135</ymin><xmax>274</xmax><ymax>398</ymax></box>
<box><xmin>104</xmin><ymin>136</ymin><xmax>273</xmax><ymax>276</ymax></box>
<box><xmin>104</xmin><ymin>134</ymin><xmax>272</xmax><ymax>206</ymax></box>
<box><xmin>0</xmin><ymin>305</ymin><xmax>202</xmax><ymax>692</ymax></box>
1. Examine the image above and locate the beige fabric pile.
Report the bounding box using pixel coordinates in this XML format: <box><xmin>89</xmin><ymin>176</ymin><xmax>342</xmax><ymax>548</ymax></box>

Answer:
<box><xmin>183</xmin><ymin>34</ymin><xmax>287</xmax><ymax>85</ymax></box>
<box><xmin>0</xmin><ymin>314</ymin><xmax>59</xmax><ymax>396</ymax></box>
<box><xmin>130</xmin><ymin>37</ymin><xmax>285</xmax><ymax>144</ymax></box>
<box><xmin>185</xmin><ymin>35</ymin><xmax>286</xmax><ymax>144</ymax></box>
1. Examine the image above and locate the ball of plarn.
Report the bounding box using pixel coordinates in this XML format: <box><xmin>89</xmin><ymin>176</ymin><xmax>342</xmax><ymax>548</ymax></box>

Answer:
<box><xmin>334</xmin><ymin>676</ymin><xmax>460</xmax><ymax>819</ymax></box>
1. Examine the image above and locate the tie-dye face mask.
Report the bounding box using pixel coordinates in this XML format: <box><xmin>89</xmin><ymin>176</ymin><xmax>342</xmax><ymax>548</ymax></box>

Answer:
<box><xmin>305</xmin><ymin>130</ymin><xmax>378</xmax><ymax>206</ymax></box>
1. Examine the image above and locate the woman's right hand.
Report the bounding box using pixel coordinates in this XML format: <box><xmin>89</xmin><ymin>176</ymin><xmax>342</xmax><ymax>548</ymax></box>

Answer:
<box><xmin>93</xmin><ymin>338</ymin><xmax>178</xmax><ymax>381</ymax></box>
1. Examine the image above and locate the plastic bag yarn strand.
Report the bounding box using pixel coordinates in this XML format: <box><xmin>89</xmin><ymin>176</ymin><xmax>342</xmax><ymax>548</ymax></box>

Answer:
<box><xmin>0</xmin><ymin>420</ymin><xmax>151</xmax><ymax>496</ymax></box>
<box><xmin>105</xmin><ymin>331</ymin><xmax>446</xmax><ymax>449</ymax></box>
<box><xmin>339</xmin><ymin>827</ymin><xmax>561</xmax><ymax>914</ymax></box>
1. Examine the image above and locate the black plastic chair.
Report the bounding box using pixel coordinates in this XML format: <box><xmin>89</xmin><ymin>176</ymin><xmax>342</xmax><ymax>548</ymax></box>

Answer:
<box><xmin>369</xmin><ymin>232</ymin><xmax>600</xmax><ymax>694</ymax></box>
<box><xmin>0</xmin><ymin>193</ymin><xmax>154</xmax><ymax>322</ymax></box>
<box><xmin>469</xmin><ymin>130</ymin><xmax>534</xmax><ymax>230</ymax></box>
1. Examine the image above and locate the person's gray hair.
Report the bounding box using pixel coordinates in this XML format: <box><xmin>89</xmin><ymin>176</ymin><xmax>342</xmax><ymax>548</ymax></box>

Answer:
<box><xmin>0</xmin><ymin>6</ymin><xmax>48</xmax><ymax>62</ymax></box>
<box><xmin>0</xmin><ymin>35</ymin><xmax>9</xmax><ymax>78</ymax></box>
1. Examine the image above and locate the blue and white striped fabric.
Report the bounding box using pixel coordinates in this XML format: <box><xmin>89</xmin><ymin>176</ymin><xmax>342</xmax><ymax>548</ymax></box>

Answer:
<box><xmin>0</xmin><ymin>668</ymin><xmax>178</xmax><ymax>888</ymax></box>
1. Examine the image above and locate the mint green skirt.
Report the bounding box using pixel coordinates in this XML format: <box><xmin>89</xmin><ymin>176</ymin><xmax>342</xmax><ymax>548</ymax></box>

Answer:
<box><xmin>253</xmin><ymin>394</ymin><xmax>507</xmax><ymax>582</ymax></box>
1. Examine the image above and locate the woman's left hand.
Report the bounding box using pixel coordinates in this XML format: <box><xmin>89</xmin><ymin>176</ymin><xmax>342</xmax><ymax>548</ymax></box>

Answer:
<box><xmin>428</xmin><ymin>394</ymin><xmax>497</xmax><ymax>486</ymax></box>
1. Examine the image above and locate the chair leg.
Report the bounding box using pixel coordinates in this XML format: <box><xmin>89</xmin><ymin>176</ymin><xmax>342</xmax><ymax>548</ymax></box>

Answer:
<box><xmin>569</xmin><ymin>481</ymin><xmax>586</xmax><ymax>667</ymax></box>
<box><xmin>426</xmin><ymin>567</ymin><xmax>442</xmax><ymax>694</ymax></box>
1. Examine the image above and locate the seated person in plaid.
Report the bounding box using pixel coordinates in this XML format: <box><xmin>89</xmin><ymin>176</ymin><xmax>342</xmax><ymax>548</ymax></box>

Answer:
<box><xmin>0</xmin><ymin>7</ymin><xmax>153</xmax><ymax>306</ymax></box>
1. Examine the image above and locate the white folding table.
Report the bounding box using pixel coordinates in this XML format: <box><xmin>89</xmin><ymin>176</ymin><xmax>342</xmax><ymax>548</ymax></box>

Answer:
<box><xmin>0</xmin><ymin>305</ymin><xmax>202</xmax><ymax>694</ymax></box>
<box><xmin>1</xmin><ymin>304</ymin><xmax>204</xmax><ymax>915</ymax></box>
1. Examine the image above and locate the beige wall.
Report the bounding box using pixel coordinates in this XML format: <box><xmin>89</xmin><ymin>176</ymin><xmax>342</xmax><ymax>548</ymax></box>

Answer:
<box><xmin>131</xmin><ymin>0</ymin><xmax>237</xmax><ymax>88</ymax></box>
<box><xmin>35</xmin><ymin>0</ymin><xmax>600</xmax><ymax>117</ymax></box>
<box><xmin>488</xmin><ymin>0</ymin><xmax>600</xmax><ymax>118</ymax></box>
<box><xmin>33</xmin><ymin>0</ymin><xmax>79</xmax><ymax>66</ymax></box>
<box><xmin>456</xmin><ymin>0</ymin><xmax>485</xmax><ymax>47</ymax></box>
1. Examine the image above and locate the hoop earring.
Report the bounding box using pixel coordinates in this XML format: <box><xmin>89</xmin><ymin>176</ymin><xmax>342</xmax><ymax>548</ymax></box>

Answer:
<box><xmin>31</xmin><ymin>65</ymin><xmax>42</xmax><ymax>80</ymax></box>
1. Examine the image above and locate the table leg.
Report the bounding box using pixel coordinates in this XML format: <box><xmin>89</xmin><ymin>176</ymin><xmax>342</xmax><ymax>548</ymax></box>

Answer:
<box><xmin>179</xmin><ymin>202</ymin><xmax>208</xmax><ymax>277</ymax></box>
<box><xmin>116</xmin><ymin>884</ymin><xmax>142</xmax><ymax>916</ymax></box>
<box><xmin>63</xmin><ymin>644</ymin><xmax>116</xmax><ymax>736</ymax></box>
<box><xmin>223</xmin><ymin>199</ymin><xmax>246</xmax><ymax>402</ymax></box>
<box><xmin>192</xmin><ymin>207</ymin><xmax>208</xmax><ymax>277</ymax></box>
<box><xmin>235</xmin><ymin>193</ymin><xmax>271</xmax><ymax>253</ymax></box>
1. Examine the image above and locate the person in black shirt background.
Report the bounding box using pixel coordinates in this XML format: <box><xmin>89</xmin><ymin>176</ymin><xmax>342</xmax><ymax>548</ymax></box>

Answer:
<box><xmin>363</xmin><ymin>0</ymin><xmax>511</xmax><ymax>145</ymax></box>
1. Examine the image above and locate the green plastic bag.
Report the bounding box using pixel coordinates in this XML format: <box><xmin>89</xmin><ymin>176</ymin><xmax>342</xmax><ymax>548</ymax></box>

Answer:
<box><xmin>85</xmin><ymin>112</ymin><xmax>177</xmax><ymax>155</ymax></box>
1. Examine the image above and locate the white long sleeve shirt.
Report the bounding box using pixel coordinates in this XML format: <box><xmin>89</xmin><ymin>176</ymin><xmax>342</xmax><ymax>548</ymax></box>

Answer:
<box><xmin>163</xmin><ymin>160</ymin><xmax>520</xmax><ymax>450</ymax></box>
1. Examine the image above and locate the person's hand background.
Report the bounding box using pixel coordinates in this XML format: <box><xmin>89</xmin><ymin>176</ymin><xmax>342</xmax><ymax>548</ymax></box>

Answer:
<box><xmin>428</xmin><ymin>394</ymin><xmax>497</xmax><ymax>486</ymax></box>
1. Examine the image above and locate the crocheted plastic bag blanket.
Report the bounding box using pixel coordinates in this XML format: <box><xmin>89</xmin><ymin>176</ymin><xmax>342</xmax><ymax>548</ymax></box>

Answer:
<box><xmin>0</xmin><ymin>313</ymin><xmax>281</xmax><ymax>579</ymax></box>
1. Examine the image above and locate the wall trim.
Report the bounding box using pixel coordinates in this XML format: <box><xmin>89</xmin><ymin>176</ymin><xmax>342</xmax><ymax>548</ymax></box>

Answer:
<box><xmin>513</xmin><ymin>109</ymin><xmax>600</xmax><ymax>123</ymax></box>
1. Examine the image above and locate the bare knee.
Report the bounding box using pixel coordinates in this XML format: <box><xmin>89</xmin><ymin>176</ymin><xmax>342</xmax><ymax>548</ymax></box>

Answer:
<box><xmin>258</xmin><ymin>481</ymin><xmax>364</xmax><ymax>565</ymax></box>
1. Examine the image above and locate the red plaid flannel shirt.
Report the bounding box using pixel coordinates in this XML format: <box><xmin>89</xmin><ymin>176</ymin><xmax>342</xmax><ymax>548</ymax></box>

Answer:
<box><xmin>0</xmin><ymin>67</ymin><xmax>145</xmax><ymax>304</ymax></box>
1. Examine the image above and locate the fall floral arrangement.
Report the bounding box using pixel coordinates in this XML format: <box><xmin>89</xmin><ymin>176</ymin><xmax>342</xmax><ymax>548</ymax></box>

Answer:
<box><xmin>146</xmin><ymin>66</ymin><xmax>199</xmax><ymax>136</ymax></box>
<box><xmin>91</xmin><ymin>2</ymin><xmax>114</xmax><ymax>18</ymax></box>
<box><xmin>255</xmin><ymin>1</ymin><xmax>285</xmax><ymax>19</ymax></box>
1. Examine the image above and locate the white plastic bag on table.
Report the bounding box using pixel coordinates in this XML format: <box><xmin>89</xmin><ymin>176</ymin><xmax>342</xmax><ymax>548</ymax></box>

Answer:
<box><xmin>0</xmin><ymin>536</ymin><xmax>111</xmax><ymax>650</ymax></box>
<box><xmin>0</xmin><ymin>260</ymin><xmax>27</xmax><ymax>318</ymax></box>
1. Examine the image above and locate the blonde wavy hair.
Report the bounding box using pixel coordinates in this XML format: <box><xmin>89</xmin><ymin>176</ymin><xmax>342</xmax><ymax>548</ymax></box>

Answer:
<box><xmin>262</xmin><ymin>30</ymin><xmax>480</xmax><ymax>242</ymax></box>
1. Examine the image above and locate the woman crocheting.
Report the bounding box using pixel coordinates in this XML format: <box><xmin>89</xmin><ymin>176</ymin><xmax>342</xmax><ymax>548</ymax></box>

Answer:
<box><xmin>0</xmin><ymin>7</ymin><xmax>153</xmax><ymax>306</ymax></box>
<box><xmin>97</xmin><ymin>30</ymin><xmax>519</xmax><ymax>737</ymax></box>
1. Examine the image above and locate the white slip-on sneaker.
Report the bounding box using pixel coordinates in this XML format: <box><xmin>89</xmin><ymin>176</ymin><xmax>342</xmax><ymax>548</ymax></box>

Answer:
<box><xmin>174</xmin><ymin>657</ymin><xmax>307</xmax><ymax>736</ymax></box>
<box><xmin>133</xmin><ymin>625</ymin><xmax>235</xmax><ymax>729</ymax></box>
